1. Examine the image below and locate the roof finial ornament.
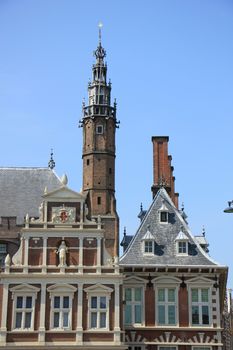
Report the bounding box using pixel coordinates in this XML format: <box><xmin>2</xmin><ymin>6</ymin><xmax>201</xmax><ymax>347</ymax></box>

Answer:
<box><xmin>48</xmin><ymin>148</ymin><xmax>55</xmax><ymax>170</ymax></box>
<box><xmin>202</xmin><ymin>225</ymin><xmax>205</xmax><ymax>237</ymax></box>
<box><xmin>94</xmin><ymin>22</ymin><xmax>106</xmax><ymax>61</ymax></box>
<box><xmin>140</xmin><ymin>203</ymin><xmax>143</xmax><ymax>212</ymax></box>
<box><xmin>123</xmin><ymin>226</ymin><xmax>126</xmax><ymax>236</ymax></box>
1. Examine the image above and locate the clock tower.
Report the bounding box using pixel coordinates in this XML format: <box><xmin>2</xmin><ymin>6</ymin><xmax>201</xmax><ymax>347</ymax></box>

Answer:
<box><xmin>79</xmin><ymin>26</ymin><xmax>120</xmax><ymax>256</ymax></box>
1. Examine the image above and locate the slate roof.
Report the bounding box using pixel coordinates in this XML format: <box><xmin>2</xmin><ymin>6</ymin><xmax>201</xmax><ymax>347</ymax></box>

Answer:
<box><xmin>0</xmin><ymin>167</ymin><xmax>62</xmax><ymax>224</ymax></box>
<box><xmin>120</xmin><ymin>187</ymin><xmax>220</xmax><ymax>267</ymax></box>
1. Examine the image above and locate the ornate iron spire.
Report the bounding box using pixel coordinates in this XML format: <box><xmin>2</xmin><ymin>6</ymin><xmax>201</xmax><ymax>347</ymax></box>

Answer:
<box><xmin>48</xmin><ymin>148</ymin><xmax>55</xmax><ymax>169</ymax></box>
<box><xmin>94</xmin><ymin>22</ymin><xmax>106</xmax><ymax>61</ymax></box>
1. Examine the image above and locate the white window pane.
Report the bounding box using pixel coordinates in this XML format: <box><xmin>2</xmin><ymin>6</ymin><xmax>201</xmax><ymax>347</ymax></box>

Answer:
<box><xmin>125</xmin><ymin>305</ymin><xmax>132</xmax><ymax>324</ymax></box>
<box><xmin>135</xmin><ymin>288</ymin><xmax>142</xmax><ymax>301</ymax></box>
<box><xmin>191</xmin><ymin>288</ymin><xmax>198</xmax><ymax>302</ymax></box>
<box><xmin>91</xmin><ymin>297</ymin><xmax>97</xmax><ymax>309</ymax></box>
<box><xmin>26</xmin><ymin>296</ymin><xmax>32</xmax><ymax>308</ymax></box>
<box><xmin>158</xmin><ymin>305</ymin><xmax>165</xmax><ymax>324</ymax></box>
<box><xmin>168</xmin><ymin>305</ymin><xmax>176</xmax><ymax>324</ymax></box>
<box><xmin>168</xmin><ymin>289</ymin><xmax>175</xmax><ymax>302</ymax></box>
<box><xmin>158</xmin><ymin>289</ymin><xmax>165</xmax><ymax>302</ymax></box>
<box><xmin>24</xmin><ymin>312</ymin><xmax>31</xmax><ymax>328</ymax></box>
<box><xmin>125</xmin><ymin>288</ymin><xmax>131</xmax><ymax>301</ymax></box>
<box><xmin>100</xmin><ymin>312</ymin><xmax>106</xmax><ymax>328</ymax></box>
<box><xmin>91</xmin><ymin>312</ymin><xmax>97</xmax><ymax>328</ymax></box>
<box><xmin>15</xmin><ymin>312</ymin><xmax>22</xmax><ymax>328</ymax></box>
<box><xmin>135</xmin><ymin>305</ymin><xmax>141</xmax><ymax>323</ymax></box>
<box><xmin>201</xmin><ymin>289</ymin><xmax>209</xmax><ymax>302</ymax></box>
<box><xmin>16</xmin><ymin>297</ymin><xmax>23</xmax><ymax>309</ymax></box>
<box><xmin>63</xmin><ymin>296</ymin><xmax>69</xmax><ymax>308</ymax></box>
<box><xmin>53</xmin><ymin>312</ymin><xmax>60</xmax><ymax>327</ymax></box>
<box><xmin>100</xmin><ymin>296</ymin><xmax>106</xmax><ymax>308</ymax></box>
<box><xmin>54</xmin><ymin>296</ymin><xmax>60</xmax><ymax>308</ymax></box>
<box><xmin>63</xmin><ymin>312</ymin><xmax>69</xmax><ymax>327</ymax></box>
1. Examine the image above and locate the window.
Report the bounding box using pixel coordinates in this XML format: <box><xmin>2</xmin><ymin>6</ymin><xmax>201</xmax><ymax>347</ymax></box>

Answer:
<box><xmin>160</xmin><ymin>211</ymin><xmax>168</xmax><ymax>223</ymax></box>
<box><xmin>191</xmin><ymin>288</ymin><xmax>210</xmax><ymax>326</ymax></box>
<box><xmin>129</xmin><ymin>347</ymin><xmax>143</xmax><ymax>350</ymax></box>
<box><xmin>144</xmin><ymin>240</ymin><xmax>153</xmax><ymax>254</ymax></box>
<box><xmin>159</xmin><ymin>347</ymin><xmax>177</xmax><ymax>350</ymax></box>
<box><xmin>157</xmin><ymin>287</ymin><xmax>177</xmax><ymax>325</ymax></box>
<box><xmin>52</xmin><ymin>296</ymin><xmax>71</xmax><ymax>329</ymax></box>
<box><xmin>0</xmin><ymin>243</ymin><xmax>7</xmax><ymax>266</ymax></box>
<box><xmin>125</xmin><ymin>287</ymin><xmax>143</xmax><ymax>325</ymax></box>
<box><xmin>178</xmin><ymin>241</ymin><xmax>187</xmax><ymax>254</ymax></box>
<box><xmin>10</xmin><ymin>284</ymin><xmax>39</xmax><ymax>331</ymax></box>
<box><xmin>87</xmin><ymin>159</ymin><xmax>90</xmax><ymax>166</ymax></box>
<box><xmin>85</xmin><ymin>284</ymin><xmax>112</xmax><ymax>330</ymax></box>
<box><xmin>47</xmin><ymin>284</ymin><xmax>76</xmax><ymax>331</ymax></box>
<box><xmin>192</xmin><ymin>348</ymin><xmax>211</xmax><ymax>350</ymax></box>
<box><xmin>14</xmin><ymin>296</ymin><xmax>33</xmax><ymax>329</ymax></box>
<box><xmin>90</xmin><ymin>296</ymin><xmax>107</xmax><ymax>328</ymax></box>
<box><xmin>97</xmin><ymin>196</ymin><xmax>101</xmax><ymax>205</ymax></box>
<box><xmin>96</xmin><ymin>125</ymin><xmax>103</xmax><ymax>134</ymax></box>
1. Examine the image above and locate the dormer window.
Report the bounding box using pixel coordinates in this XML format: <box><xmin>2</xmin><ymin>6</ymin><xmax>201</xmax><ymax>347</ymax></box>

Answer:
<box><xmin>175</xmin><ymin>229</ymin><xmax>189</xmax><ymax>256</ymax></box>
<box><xmin>142</xmin><ymin>229</ymin><xmax>155</xmax><ymax>255</ymax></box>
<box><xmin>144</xmin><ymin>240</ymin><xmax>153</xmax><ymax>253</ymax></box>
<box><xmin>158</xmin><ymin>201</ymin><xmax>169</xmax><ymax>224</ymax></box>
<box><xmin>160</xmin><ymin>211</ymin><xmax>168</xmax><ymax>223</ymax></box>
<box><xmin>178</xmin><ymin>241</ymin><xmax>187</xmax><ymax>254</ymax></box>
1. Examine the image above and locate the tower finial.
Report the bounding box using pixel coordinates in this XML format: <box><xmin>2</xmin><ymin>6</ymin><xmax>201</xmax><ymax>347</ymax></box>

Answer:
<box><xmin>98</xmin><ymin>21</ymin><xmax>103</xmax><ymax>44</ymax></box>
<box><xmin>94</xmin><ymin>22</ymin><xmax>106</xmax><ymax>61</ymax></box>
<box><xmin>48</xmin><ymin>148</ymin><xmax>55</xmax><ymax>169</ymax></box>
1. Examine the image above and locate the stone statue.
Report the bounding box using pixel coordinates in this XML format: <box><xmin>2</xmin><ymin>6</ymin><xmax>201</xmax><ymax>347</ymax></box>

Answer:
<box><xmin>56</xmin><ymin>240</ymin><xmax>68</xmax><ymax>266</ymax></box>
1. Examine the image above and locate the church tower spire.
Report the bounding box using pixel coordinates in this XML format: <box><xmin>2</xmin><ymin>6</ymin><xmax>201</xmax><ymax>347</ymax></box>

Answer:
<box><xmin>80</xmin><ymin>24</ymin><xmax>119</xmax><ymax>221</ymax></box>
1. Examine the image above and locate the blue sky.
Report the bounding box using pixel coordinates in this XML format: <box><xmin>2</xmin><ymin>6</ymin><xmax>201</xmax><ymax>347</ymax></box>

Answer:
<box><xmin>0</xmin><ymin>0</ymin><xmax>233</xmax><ymax>286</ymax></box>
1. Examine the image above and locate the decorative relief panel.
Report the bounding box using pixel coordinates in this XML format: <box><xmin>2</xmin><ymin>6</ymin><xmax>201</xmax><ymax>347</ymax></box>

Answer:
<box><xmin>51</xmin><ymin>205</ymin><xmax>76</xmax><ymax>224</ymax></box>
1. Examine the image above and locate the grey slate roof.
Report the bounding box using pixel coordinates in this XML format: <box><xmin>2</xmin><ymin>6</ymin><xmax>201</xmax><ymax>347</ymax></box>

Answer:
<box><xmin>120</xmin><ymin>187</ymin><xmax>219</xmax><ymax>267</ymax></box>
<box><xmin>0</xmin><ymin>167</ymin><xmax>62</xmax><ymax>224</ymax></box>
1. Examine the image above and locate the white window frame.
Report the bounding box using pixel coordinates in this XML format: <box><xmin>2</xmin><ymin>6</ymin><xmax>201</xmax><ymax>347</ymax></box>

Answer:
<box><xmin>124</xmin><ymin>286</ymin><xmax>145</xmax><ymax>326</ymax></box>
<box><xmin>47</xmin><ymin>284</ymin><xmax>77</xmax><ymax>331</ymax></box>
<box><xmin>84</xmin><ymin>284</ymin><xmax>113</xmax><ymax>331</ymax></box>
<box><xmin>51</xmin><ymin>295</ymin><xmax>72</xmax><ymax>330</ymax></box>
<box><xmin>10</xmin><ymin>284</ymin><xmax>39</xmax><ymax>331</ymax></box>
<box><xmin>177</xmin><ymin>240</ymin><xmax>188</xmax><ymax>256</ymax></box>
<box><xmin>89</xmin><ymin>295</ymin><xmax>108</xmax><ymax>329</ymax></box>
<box><xmin>156</xmin><ymin>286</ymin><xmax>178</xmax><ymax>326</ymax></box>
<box><xmin>189</xmin><ymin>287</ymin><xmax>211</xmax><ymax>326</ymax></box>
<box><xmin>144</xmin><ymin>240</ymin><xmax>154</xmax><ymax>255</ymax></box>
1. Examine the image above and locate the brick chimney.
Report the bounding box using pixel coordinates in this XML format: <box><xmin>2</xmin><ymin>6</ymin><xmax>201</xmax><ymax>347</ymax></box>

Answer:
<box><xmin>151</xmin><ymin>136</ymin><xmax>179</xmax><ymax>208</ymax></box>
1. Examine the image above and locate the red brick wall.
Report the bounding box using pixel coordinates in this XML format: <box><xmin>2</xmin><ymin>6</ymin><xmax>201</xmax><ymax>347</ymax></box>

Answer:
<box><xmin>145</xmin><ymin>287</ymin><xmax>155</xmax><ymax>326</ymax></box>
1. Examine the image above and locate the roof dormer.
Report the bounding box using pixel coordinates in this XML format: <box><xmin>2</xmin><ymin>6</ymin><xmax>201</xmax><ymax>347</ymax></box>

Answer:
<box><xmin>175</xmin><ymin>229</ymin><xmax>189</xmax><ymax>256</ymax></box>
<box><xmin>158</xmin><ymin>200</ymin><xmax>169</xmax><ymax>223</ymax></box>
